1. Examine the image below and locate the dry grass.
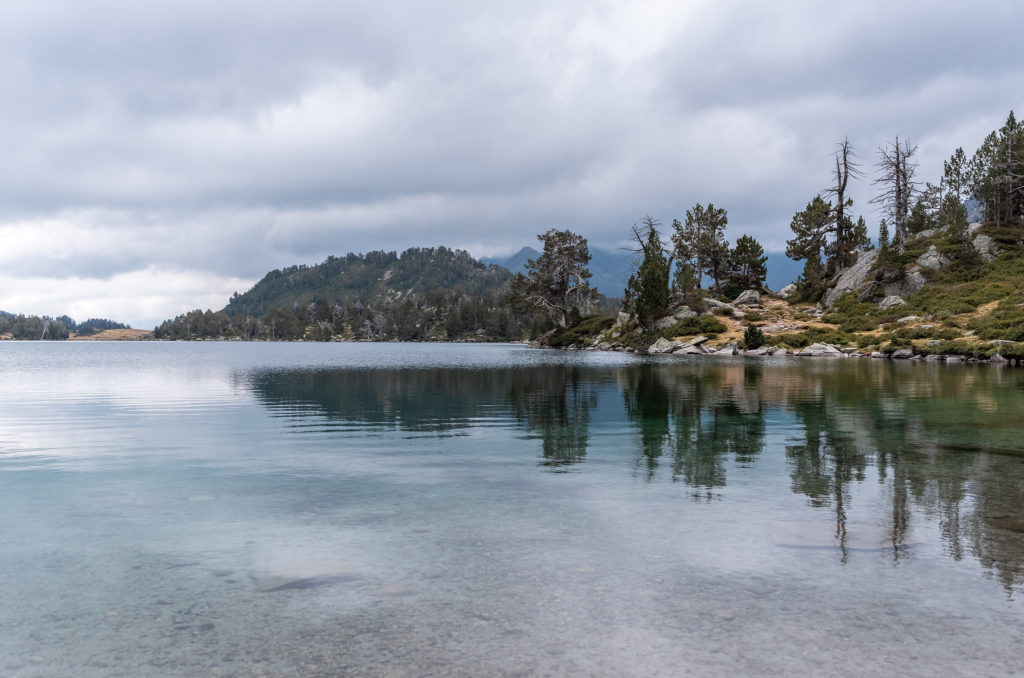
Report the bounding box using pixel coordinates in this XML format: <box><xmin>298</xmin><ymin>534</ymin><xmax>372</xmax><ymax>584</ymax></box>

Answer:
<box><xmin>70</xmin><ymin>329</ymin><xmax>152</xmax><ymax>341</ymax></box>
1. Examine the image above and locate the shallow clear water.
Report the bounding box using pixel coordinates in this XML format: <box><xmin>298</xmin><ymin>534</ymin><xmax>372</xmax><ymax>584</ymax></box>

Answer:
<box><xmin>1</xmin><ymin>342</ymin><xmax>1022</xmax><ymax>677</ymax></box>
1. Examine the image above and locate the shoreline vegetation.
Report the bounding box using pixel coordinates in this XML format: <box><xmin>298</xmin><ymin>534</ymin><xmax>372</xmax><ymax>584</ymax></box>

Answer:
<box><xmin>5</xmin><ymin>112</ymin><xmax>1024</xmax><ymax>364</ymax></box>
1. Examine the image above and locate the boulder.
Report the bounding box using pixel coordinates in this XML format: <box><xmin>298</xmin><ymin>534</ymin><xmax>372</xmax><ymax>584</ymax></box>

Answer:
<box><xmin>677</xmin><ymin>335</ymin><xmax>709</xmax><ymax>349</ymax></box>
<box><xmin>972</xmin><ymin>233</ymin><xmax>998</xmax><ymax>262</ymax></box>
<box><xmin>824</xmin><ymin>249</ymin><xmax>879</xmax><ymax>307</ymax></box>
<box><xmin>796</xmin><ymin>343</ymin><xmax>844</xmax><ymax>357</ymax></box>
<box><xmin>891</xmin><ymin>348</ymin><xmax>914</xmax><ymax>359</ymax></box>
<box><xmin>673</xmin><ymin>306</ymin><xmax>698</xmax><ymax>320</ymax></box>
<box><xmin>912</xmin><ymin>227</ymin><xmax>943</xmax><ymax>239</ymax></box>
<box><xmin>744</xmin><ymin>346</ymin><xmax>773</xmax><ymax>356</ymax></box>
<box><xmin>770</xmin><ymin>347</ymin><xmax>788</xmax><ymax>356</ymax></box>
<box><xmin>654</xmin><ymin>315</ymin><xmax>678</xmax><ymax>330</ymax></box>
<box><xmin>990</xmin><ymin>353</ymin><xmax>1009</xmax><ymax>364</ymax></box>
<box><xmin>878</xmin><ymin>295</ymin><xmax>907</xmax><ymax>309</ymax></box>
<box><xmin>779</xmin><ymin>283</ymin><xmax>798</xmax><ymax>299</ymax></box>
<box><xmin>761</xmin><ymin>322</ymin><xmax>792</xmax><ymax>333</ymax></box>
<box><xmin>733</xmin><ymin>290</ymin><xmax>762</xmax><ymax>307</ymax></box>
<box><xmin>647</xmin><ymin>337</ymin><xmax>679</xmax><ymax>354</ymax></box>
<box><xmin>884</xmin><ymin>270</ymin><xmax>927</xmax><ymax>298</ymax></box>
<box><xmin>673</xmin><ymin>344</ymin><xmax>707</xmax><ymax>355</ymax></box>
<box><xmin>615</xmin><ymin>311</ymin><xmax>633</xmax><ymax>327</ymax></box>
<box><xmin>870</xmin><ymin>351</ymin><xmax>886</xmax><ymax>359</ymax></box>
<box><xmin>897</xmin><ymin>315</ymin><xmax>920</xmax><ymax>323</ymax></box>
<box><xmin>916</xmin><ymin>245</ymin><xmax>950</xmax><ymax>271</ymax></box>
<box><xmin>712</xmin><ymin>342</ymin><xmax>739</xmax><ymax>355</ymax></box>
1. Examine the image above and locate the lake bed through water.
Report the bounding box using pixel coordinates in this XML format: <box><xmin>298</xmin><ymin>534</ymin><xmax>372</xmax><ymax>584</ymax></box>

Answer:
<box><xmin>0</xmin><ymin>342</ymin><xmax>1022</xmax><ymax>677</ymax></box>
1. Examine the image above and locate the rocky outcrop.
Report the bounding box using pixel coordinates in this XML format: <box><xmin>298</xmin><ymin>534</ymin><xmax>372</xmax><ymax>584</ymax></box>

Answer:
<box><xmin>967</xmin><ymin>223</ymin><xmax>999</xmax><ymax>263</ymax></box>
<box><xmin>879</xmin><ymin>295</ymin><xmax>907</xmax><ymax>309</ymax></box>
<box><xmin>795</xmin><ymin>343</ymin><xmax>844</xmax><ymax>357</ymax></box>
<box><xmin>647</xmin><ymin>337</ymin><xmax>679</xmax><ymax>354</ymax></box>
<box><xmin>654</xmin><ymin>316</ymin><xmax>678</xmax><ymax>330</ymax></box>
<box><xmin>733</xmin><ymin>290</ymin><xmax>762</xmax><ymax>307</ymax></box>
<box><xmin>916</xmin><ymin>245</ymin><xmax>950</xmax><ymax>271</ymax></box>
<box><xmin>824</xmin><ymin>249</ymin><xmax>879</xmax><ymax>307</ymax></box>
<box><xmin>884</xmin><ymin>270</ymin><xmax>927</xmax><ymax>298</ymax></box>
<box><xmin>779</xmin><ymin>283</ymin><xmax>797</xmax><ymax>299</ymax></box>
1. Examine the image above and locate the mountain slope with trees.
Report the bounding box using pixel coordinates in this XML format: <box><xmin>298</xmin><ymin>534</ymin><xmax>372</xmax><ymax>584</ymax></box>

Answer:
<box><xmin>155</xmin><ymin>246</ymin><xmax>574</xmax><ymax>341</ymax></box>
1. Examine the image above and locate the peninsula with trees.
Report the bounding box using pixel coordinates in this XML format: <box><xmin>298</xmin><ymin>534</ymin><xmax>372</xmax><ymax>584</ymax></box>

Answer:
<box><xmin>7</xmin><ymin>111</ymin><xmax>1024</xmax><ymax>361</ymax></box>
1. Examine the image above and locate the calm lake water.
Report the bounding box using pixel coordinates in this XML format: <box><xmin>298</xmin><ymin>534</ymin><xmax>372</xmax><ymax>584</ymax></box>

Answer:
<box><xmin>1</xmin><ymin>342</ymin><xmax>1022</xmax><ymax>677</ymax></box>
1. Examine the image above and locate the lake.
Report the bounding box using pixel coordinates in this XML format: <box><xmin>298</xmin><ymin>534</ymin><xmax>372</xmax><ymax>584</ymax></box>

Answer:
<box><xmin>0</xmin><ymin>342</ymin><xmax>1022</xmax><ymax>677</ymax></box>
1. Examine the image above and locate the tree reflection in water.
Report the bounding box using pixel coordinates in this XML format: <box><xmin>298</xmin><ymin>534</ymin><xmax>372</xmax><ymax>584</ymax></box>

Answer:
<box><xmin>243</xmin><ymin>358</ymin><xmax>1024</xmax><ymax>591</ymax></box>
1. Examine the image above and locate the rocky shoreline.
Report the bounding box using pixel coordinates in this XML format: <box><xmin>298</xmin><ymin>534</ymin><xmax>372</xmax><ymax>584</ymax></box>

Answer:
<box><xmin>531</xmin><ymin>286</ymin><xmax>1023</xmax><ymax>366</ymax></box>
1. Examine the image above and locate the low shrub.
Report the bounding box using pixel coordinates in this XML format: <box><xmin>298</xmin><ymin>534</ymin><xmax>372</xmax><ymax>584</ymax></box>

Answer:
<box><xmin>547</xmin><ymin>315</ymin><xmax>615</xmax><ymax>347</ymax></box>
<box><xmin>743</xmin><ymin>325</ymin><xmax>765</xmax><ymax>350</ymax></box>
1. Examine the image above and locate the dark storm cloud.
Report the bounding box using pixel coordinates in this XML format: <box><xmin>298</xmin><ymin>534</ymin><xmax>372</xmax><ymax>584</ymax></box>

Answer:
<box><xmin>2</xmin><ymin>0</ymin><xmax>1023</xmax><ymax>326</ymax></box>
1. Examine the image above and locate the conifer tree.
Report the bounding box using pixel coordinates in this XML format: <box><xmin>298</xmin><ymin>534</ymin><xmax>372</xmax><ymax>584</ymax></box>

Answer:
<box><xmin>626</xmin><ymin>217</ymin><xmax>670</xmax><ymax>327</ymax></box>
<box><xmin>672</xmin><ymin>203</ymin><xmax>728</xmax><ymax>290</ymax></box>
<box><xmin>728</xmin><ymin>234</ymin><xmax>768</xmax><ymax>292</ymax></box>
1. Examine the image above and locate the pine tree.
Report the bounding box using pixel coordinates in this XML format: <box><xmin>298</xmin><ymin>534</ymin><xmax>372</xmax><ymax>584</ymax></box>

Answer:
<box><xmin>672</xmin><ymin>203</ymin><xmax>728</xmax><ymax>290</ymax></box>
<box><xmin>796</xmin><ymin>250</ymin><xmax>826</xmax><ymax>302</ymax></box>
<box><xmin>626</xmin><ymin>218</ymin><xmax>671</xmax><ymax>328</ymax></box>
<box><xmin>728</xmin><ymin>234</ymin><xmax>768</xmax><ymax>292</ymax></box>
<box><xmin>508</xmin><ymin>228</ymin><xmax>597</xmax><ymax>326</ymax></box>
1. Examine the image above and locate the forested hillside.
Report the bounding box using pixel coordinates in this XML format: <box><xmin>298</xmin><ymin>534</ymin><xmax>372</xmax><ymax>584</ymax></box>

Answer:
<box><xmin>155</xmin><ymin>247</ymin><xmax>560</xmax><ymax>341</ymax></box>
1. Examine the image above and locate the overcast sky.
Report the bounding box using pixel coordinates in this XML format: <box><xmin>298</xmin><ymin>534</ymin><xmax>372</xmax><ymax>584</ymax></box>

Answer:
<box><xmin>2</xmin><ymin>0</ymin><xmax>1023</xmax><ymax>328</ymax></box>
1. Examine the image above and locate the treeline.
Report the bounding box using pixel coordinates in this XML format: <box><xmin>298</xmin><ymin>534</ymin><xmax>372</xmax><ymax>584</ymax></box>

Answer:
<box><xmin>154</xmin><ymin>291</ymin><xmax>534</xmax><ymax>341</ymax></box>
<box><xmin>787</xmin><ymin>111</ymin><xmax>1024</xmax><ymax>302</ymax></box>
<box><xmin>0</xmin><ymin>313</ymin><xmax>129</xmax><ymax>340</ymax></box>
<box><xmin>153</xmin><ymin>246</ymin><xmax>597</xmax><ymax>341</ymax></box>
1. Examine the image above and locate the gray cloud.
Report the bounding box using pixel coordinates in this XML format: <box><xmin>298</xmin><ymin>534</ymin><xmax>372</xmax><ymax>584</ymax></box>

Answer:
<box><xmin>1</xmin><ymin>0</ymin><xmax>1023</xmax><ymax>327</ymax></box>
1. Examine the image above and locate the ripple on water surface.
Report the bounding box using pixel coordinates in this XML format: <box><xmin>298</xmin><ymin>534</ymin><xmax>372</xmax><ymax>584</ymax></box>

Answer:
<box><xmin>0</xmin><ymin>342</ymin><xmax>1022</xmax><ymax>677</ymax></box>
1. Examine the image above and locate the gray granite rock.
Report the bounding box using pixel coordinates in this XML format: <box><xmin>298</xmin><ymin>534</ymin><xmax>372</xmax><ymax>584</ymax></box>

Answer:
<box><xmin>647</xmin><ymin>337</ymin><xmax>679</xmax><ymax>354</ymax></box>
<box><xmin>673</xmin><ymin>306</ymin><xmax>698</xmax><ymax>320</ymax></box>
<box><xmin>891</xmin><ymin>348</ymin><xmax>914</xmax><ymax>359</ymax></box>
<box><xmin>824</xmin><ymin>249</ymin><xmax>879</xmax><ymax>307</ymax></box>
<box><xmin>779</xmin><ymin>283</ymin><xmax>798</xmax><ymax>298</ymax></box>
<box><xmin>654</xmin><ymin>315</ymin><xmax>678</xmax><ymax>330</ymax></box>
<box><xmin>897</xmin><ymin>315</ymin><xmax>920</xmax><ymax>323</ymax></box>
<box><xmin>915</xmin><ymin>245</ymin><xmax>950</xmax><ymax>271</ymax></box>
<box><xmin>796</xmin><ymin>343</ymin><xmax>844</xmax><ymax>357</ymax></box>
<box><xmin>677</xmin><ymin>335</ymin><xmax>709</xmax><ymax>349</ymax></box>
<box><xmin>733</xmin><ymin>290</ymin><xmax>762</xmax><ymax>307</ymax></box>
<box><xmin>879</xmin><ymin>295</ymin><xmax>907</xmax><ymax>309</ymax></box>
<box><xmin>884</xmin><ymin>270</ymin><xmax>927</xmax><ymax>298</ymax></box>
<box><xmin>972</xmin><ymin>233</ymin><xmax>998</xmax><ymax>262</ymax></box>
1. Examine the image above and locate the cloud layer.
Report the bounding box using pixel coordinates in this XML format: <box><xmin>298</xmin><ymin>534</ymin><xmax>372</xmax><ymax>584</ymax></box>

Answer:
<box><xmin>2</xmin><ymin>0</ymin><xmax>1023</xmax><ymax>327</ymax></box>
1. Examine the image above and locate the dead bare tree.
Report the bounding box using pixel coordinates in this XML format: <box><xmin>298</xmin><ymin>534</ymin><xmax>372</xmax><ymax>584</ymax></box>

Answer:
<box><xmin>822</xmin><ymin>138</ymin><xmax>863</xmax><ymax>273</ymax></box>
<box><xmin>871</xmin><ymin>136</ymin><xmax>919</xmax><ymax>247</ymax></box>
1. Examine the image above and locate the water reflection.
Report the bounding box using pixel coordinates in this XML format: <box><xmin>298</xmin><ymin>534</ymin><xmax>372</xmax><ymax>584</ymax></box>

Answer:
<box><xmin>243</xmin><ymin>358</ymin><xmax>1024</xmax><ymax>591</ymax></box>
